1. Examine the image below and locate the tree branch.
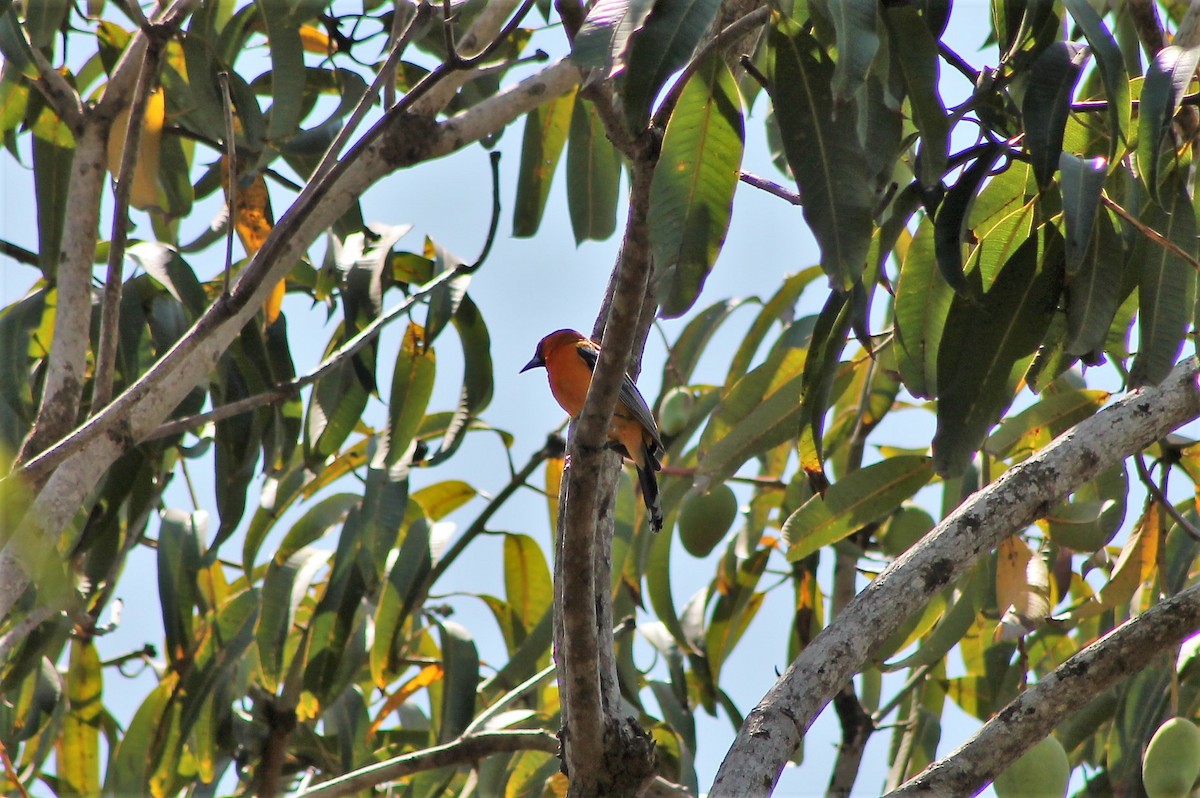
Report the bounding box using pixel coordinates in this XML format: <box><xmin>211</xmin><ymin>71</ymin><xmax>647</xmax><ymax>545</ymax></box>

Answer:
<box><xmin>708</xmin><ymin>358</ymin><xmax>1200</xmax><ymax>796</ymax></box>
<box><xmin>2</xmin><ymin>57</ymin><xmax>582</xmax><ymax>626</ymax></box>
<box><xmin>554</xmin><ymin>128</ymin><xmax>659</xmax><ymax>798</ymax></box>
<box><xmin>291</xmin><ymin>730</ymin><xmax>560</xmax><ymax>798</ymax></box>
<box><xmin>92</xmin><ymin>35</ymin><xmax>166</xmax><ymax>411</ymax></box>
<box><xmin>886</xmin><ymin>578</ymin><xmax>1200</xmax><ymax>797</ymax></box>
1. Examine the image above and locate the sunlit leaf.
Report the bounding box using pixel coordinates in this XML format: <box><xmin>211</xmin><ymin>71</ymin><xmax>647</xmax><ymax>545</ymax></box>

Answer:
<box><xmin>513</xmin><ymin>89</ymin><xmax>575</xmax><ymax>237</ymax></box>
<box><xmin>649</xmin><ymin>54</ymin><xmax>744</xmax><ymax>317</ymax></box>
<box><xmin>782</xmin><ymin>455</ymin><xmax>934</xmax><ymax>561</ymax></box>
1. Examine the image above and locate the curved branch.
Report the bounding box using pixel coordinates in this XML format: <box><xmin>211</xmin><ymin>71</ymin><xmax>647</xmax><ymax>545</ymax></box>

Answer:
<box><xmin>709</xmin><ymin>358</ymin><xmax>1200</xmax><ymax>796</ymax></box>
<box><xmin>886</xmin><ymin>579</ymin><xmax>1200</xmax><ymax>797</ymax></box>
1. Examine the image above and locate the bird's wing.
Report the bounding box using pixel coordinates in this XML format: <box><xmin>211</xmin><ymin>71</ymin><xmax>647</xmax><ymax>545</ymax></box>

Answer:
<box><xmin>573</xmin><ymin>344</ymin><xmax>663</xmax><ymax>450</ymax></box>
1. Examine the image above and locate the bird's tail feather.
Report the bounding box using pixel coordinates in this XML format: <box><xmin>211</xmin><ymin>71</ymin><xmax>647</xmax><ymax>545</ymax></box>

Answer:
<box><xmin>636</xmin><ymin>444</ymin><xmax>663</xmax><ymax>532</ymax></box>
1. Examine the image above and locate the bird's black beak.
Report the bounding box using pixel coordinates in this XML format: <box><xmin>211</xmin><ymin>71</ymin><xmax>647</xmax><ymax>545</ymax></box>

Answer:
<box><xmin>520</xmin><ymin>352</ymin><xmax>545</xmax><ymax>373</ymax></box>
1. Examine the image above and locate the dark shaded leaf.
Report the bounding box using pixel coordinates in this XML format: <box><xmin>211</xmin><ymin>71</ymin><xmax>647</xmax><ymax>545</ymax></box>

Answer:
<box><xmin>1022</xmin><ymin>41</ymin><xmax>1087</xmax><ymax>188</ymax></box>
<box><xmin>1065</xmin><ymin>209</ymin><xmax>1127</xmax><ymax>356</ymax></box>
<box><xmin>435</xmin><ymin>620</ymin><xmax>479</xmax><ymax>741</ymax></box>
<box><xmin>566</xmin><ymin>95</ymin><xmax>621</xmax><ymax>243</ymax></box>
<box><xmin>1062</xmin><ymin>0</ymin><xmax>1129</xmax><ymax>160</ymax></box>
<box><xmin>619</xmin><ymin>0</ymin><xmax>721</xmax><ymax>131</ymax></box>
<box><xmin>934</xmin><ymin>143</ymin><xmax>1003</xmax><ymax>295</ymax></box>
<box><xmin>933</xmin><ymin>228</ymin><xmax>1065</xmax><ymax>477</ymax></box>
<box><xmin>894</xmin><ymin>218</ymin><xmax>952</xmax><ymax>398</ymax></box>
<box><xmin>830</xmin><ymin>0</ymin><xmax>879</xmax><ymax>103</ymax></box>
<box><xmin>1129</xmin><ymin>177</ymin><xmax>1197</xmax><ymax>386</ymax></box>
<box><xmin>1059</xmin><ymin>153</ymin><xmax>1108</xmax><ymax>277</ymax></box>
<box><xmin>571</xmin><ymin>0</ymin><xmax>655</xmax><ymax>74</ymax></box>
<box><xmin>881</xmin><ymin>2</ymin><xmax>950</xmax><ymax>187</ymax></box>
<box><xmin>769</xmin><ymin>19</ymin><xmax>873</xmax><ymax>289</ymax></box>
<box><xmin>1136</xmin><ymin>45</ymin><xmax>1200</xmax><ymax>203</ymax></box>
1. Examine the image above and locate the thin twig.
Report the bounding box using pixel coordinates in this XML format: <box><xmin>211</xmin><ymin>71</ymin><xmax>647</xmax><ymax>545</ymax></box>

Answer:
<box><xmin>291</xmin><ymin>730</ymin><xmax>560</xmax><ymax>798</ymax></box>
<box><xmin>0</xmin><ymin>240</ymin><xmax>39</xmax><ymax>267</ymax></box>
<box><xmin>1134</xmin><ymin>453</ymin><xmax>1200</xmax><ymax>543</ymax></box>
<box><xmin>0</xmin><ymin>740</ymin><xmax>31</xmax><ymax>798</ymax></box>
<box><xmin>93</xmin><ymin>39</ymin><xmax>164</xmax><ymax>412</ymax></box>
<box><xmin>1101</xmin><ymin>193</ymin><xmax>1200</xmax><ymax>273</ymax></box>
<box><xmin>740</xmin><ymin>55</ymin><xmax>769</xmax><ymax>95</ymax></box>
<box><xmin>938</xmin><ymin>41</ymin><xmax>980</xmax><ymax>83</ymax></box>
<box><xmin>739</xmin><ymin>171</ymin><xmax>800</xmax><ymax>204</ymax></box>
<box><xmin>218</xmin><ymin>72</ymin><xmax>236</xmax><ymax>294</ymax></box>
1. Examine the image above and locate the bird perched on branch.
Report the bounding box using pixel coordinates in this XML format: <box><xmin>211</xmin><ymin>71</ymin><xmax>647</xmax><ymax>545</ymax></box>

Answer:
<box><xmin>521</xmin><ymin>329</ymin><xmax>664</xmax><ymax>532</ymax></box>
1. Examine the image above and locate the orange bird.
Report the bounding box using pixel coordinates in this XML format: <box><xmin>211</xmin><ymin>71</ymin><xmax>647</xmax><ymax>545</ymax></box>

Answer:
<box><xmin>521</xmin><ymin>329</ymin><xmax>664</xmax><ymax>532</ymax></box>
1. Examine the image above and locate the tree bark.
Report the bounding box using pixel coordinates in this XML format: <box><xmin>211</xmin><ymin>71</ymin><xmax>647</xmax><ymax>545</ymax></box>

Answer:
<box><xmin>709</xmin><ymin>359</ymin><xmax>1200</xmax><ymax>796</ymax></box>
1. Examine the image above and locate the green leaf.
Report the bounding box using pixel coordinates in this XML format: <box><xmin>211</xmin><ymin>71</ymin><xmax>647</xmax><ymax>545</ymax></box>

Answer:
<box><xmin>387</xmin><ymin>324</ymin><xmax>437</xmax><ymax>467</ymax></box>
<box><xmin>660</xmin><ymin>297</ymin><xmax>750</xmax><ymax>399</ymax></box>
<box><xmin>304</xmin><ymin>357</ymin><xmax>369</xmax><ymax>467</ymax></box>
<box><xmin>422</xmin><ymin>237</ymin><xmax>470</xmax><ymax>346</ymax></box>
<box><xmin>1045</xmin><ymin>463</ymin><xmax>1127</xmax><ymax>551</ymax></box>
<box><xmin>934</xmin><ymin>143</ymin><xmax>1004</xmax><ymax>296</ymax></box>
<box><xmin>706</xmin><ymin>548</ymin><xmax>769</xmax><ymax>679</ymax></box>
<box><xmin>275</xmin><ymin>493</ymin><xmax>360</xmax><ymax>566</ymax></box>
<box><xmin>31</xmin><ymin>106</ymin><xmax>74</xmax><ymax>279</ymax></box>
<box><xmin>257</xmin><ymin>546</ymin><xmax>330</xmax><ymax>691</ymax></box>
<box><xmin>894</xmin><ymin>217</ymin><xmax>952</xmax><ymax>399</ymax></box>
<box><xmin>619</xmin><ymin>0</ymin><xmax>722</xmax><ymax>132</ymax></box>
<box><xmin>1137</xmin><ymin>45</ymin><xmax>1200</xmax><ymax>203</ymax></box>
<box><xmin>796</xmin><ymin>291</ymin><xmax>852</xmax><ymax>488</ymax></box>
<box><xmin>257</xmin><ymin>0</ymin><xmax>307</xmax><ymax>143</ymax></box>
<box><xmin>503</xmin><ymin>534</ymin><xmax>553</xmax><ymax>634</ymax></box>
<box><xmin>59</xmin><ymin>639</ymin><xmax>103</xmax><ymax>798</ymax></box>
<box><xmin>1066</xmin><ymin>209</ymin><xmax>1127</xmax><ymax>356</ymax></box>
<box><xmin>370</xmin><ymin>505</ymin><xmax>432</xmax><ymax>686</ymax></box>
<box><xmin>1062</xmin><ymin>0</ymin><xmax>1129</xmax><ymax>160</ymax></box>
<box><xmin>782</xmin><ymin>455</ymin><xmax>934</xmax><ymax>561</ymax></box>
<box><xmin>571</xmin><ymin>0</ymin><xmax>655</xmax><ymax>73</ymax></box>
<box><xmin>695</xmin><ymin>319</ymin><xmax>812</xmax><ymax>488</ymax></box>
<box><xmin>104</xmin><ymin>681</ymin><xmax>173</xmax><ymax>795</ymax></box>
<box><xmin>985</xmin><ymin>388</ymin><xmax>1110</xmax><ymax>461</ymax></box>
<box><xmin>435</xmin><ymin>620</ymin><xmax>479</xmax><ymax>741</ymax></box>
<box><xmin>769</xmin><ymin>19</ymin><xmax>873</xmax><ymax>289</ymax></box>
<box><xmin>566</xmin><ymin>95</ymin><xmax>621</xmax><ymax>243</ymax></box>
<box><xmin>1129</xmin><ymin>177</ymin><xmax>1197</xmax><ymax>386</ymax></box>
<box><xmin>933</xmin><ymin>228</ymin><xmax>1065</xmax><ymax>477</ymax></box>
<box><xmin>649</xmin><ymin>54</ymin><xmax>744</xmax><ymax>318</ymax></box>
<box><xmin>726</xmin><ymin>269</ymin><xmax>822</xmax><ymax>382</ymax></box>
<box><xmin>1022</xmin><ymin>41</ymin><xmax>1088</xmax><ymax>188</ymax></box>
<box><xmin>830</xmin><ymin>0</ymin><xmax>880</xmax><ymax>103</ymax></box>
<box><xmin>1059</xmin><ymin>153</ymin><xmax>1108</xmax><ymax>277</ymax></box>
<box><xmin>21</xmin><ymin>0</ymin><xmax>68</xmax><ymax>49</ymax></box>
<box><xmin>424</xmin><ymin>295</ymin><xmax>493</xmax><ymax>467</ymax></box>
<box><xmin>0</xmin><ymin>2</ymin><xmax>36</xmax><ymax>75</ymax></box>
<box><xmin>512</xmin><ymin>89</ymin><xmax>575</xmax><ymax>237</ymax></box>
<box><xmin>157</xmin><ymin>509</ymin><xmax>205</xmax><ymax>667</ymax></box>
<box><xmin>881</xmin><ymin>2</ymin><xmax>950</xmax><ymax>187</ymax></box>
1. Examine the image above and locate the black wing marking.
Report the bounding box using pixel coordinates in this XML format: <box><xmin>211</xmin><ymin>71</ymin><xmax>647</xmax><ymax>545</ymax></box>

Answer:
<box><xmin>573</xmin><ymin>344</ymin><xmax>663</xmax><ymax>451</ymax></box>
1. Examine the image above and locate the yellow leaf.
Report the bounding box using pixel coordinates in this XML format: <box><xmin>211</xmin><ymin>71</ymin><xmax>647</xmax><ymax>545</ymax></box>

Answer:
<box><xmin>370</xmin><ymin>664</ymin><xmax>445</xmax><ymax>734</ymax></box>
<box><xmin>107</xmin><ymin>87</ymin><xmax>164</xmax><ymax>211</ymax></box>
<box><xmin>299</xmin><ymin>24</ymin><xmax>335</xmax><ymax>54</ymax></box>
<box><xmin>994</xmin><ymin>535</ymin><xmax>1050</xmax><ymax>641</ymax></box>
<box><xmin>545</xmin><ymin>456</ymin><xmax>564</xmax><ymax>531</ymax></box>
<box><xmin>222</xmin><ymin>157</ymin><xmax>280</xmax><ymax>318</ymax></box>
